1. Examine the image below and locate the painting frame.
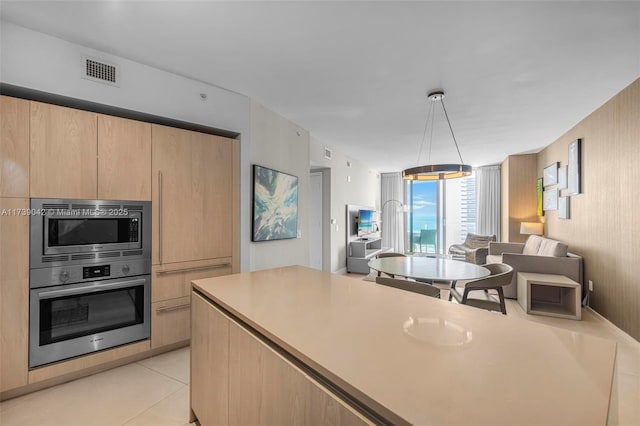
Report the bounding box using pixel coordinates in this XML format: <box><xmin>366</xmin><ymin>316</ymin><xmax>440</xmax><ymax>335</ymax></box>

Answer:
<box><xmin>537</xmin><ymin>177</ymin><xmax>544</xmax><ymax>216</ymax></box>
<box><xmin>543</xmin><ymin>188</ymin><xmax>558</xmax><ymax>211</ymax></box>
<box><xmin>543</xmin><ymin>162</ymin><xmax>559</xmax><ymax>187</ymax></box>
<box><xmin>558</xmin><ymin>165</ymin><xmax>568</xmax><ymax>190</ymax></box>
<box><xmin>558</xmin><ymin>196</ymin><xmax>570</xmax><ymax>219</ymax></box>
<box><xmin>252</xmin><ymin>164</ymin><xmax>299</xmax><ymax>242</ymax></box>
<box><xmin>567</xmin><ymin>138</ymin><xmax>582</xmax><ymax>195</ymax></box>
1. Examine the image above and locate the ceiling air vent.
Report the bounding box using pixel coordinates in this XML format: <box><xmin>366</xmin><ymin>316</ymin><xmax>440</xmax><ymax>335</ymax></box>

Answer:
<box><xmin>82</xmin><ymin>56</ymin><xmax>119</xmax><ymax>86</ymax></box>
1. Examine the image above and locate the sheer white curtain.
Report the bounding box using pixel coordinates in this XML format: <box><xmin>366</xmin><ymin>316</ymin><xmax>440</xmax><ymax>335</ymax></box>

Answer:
<box><xmin>476</xmin><ymin>165</ymin><xmax>501</xmax><ymax>240</ymax></box>
<box><xmin>380</xmin><ymin>172</ymin><xmax>405</xmax><ymax>252</ymax></box>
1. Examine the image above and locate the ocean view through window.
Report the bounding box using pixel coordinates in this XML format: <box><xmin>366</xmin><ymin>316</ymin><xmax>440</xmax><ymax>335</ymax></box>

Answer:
<box><xmin>405</xmin><ymin>172</ymin><xmax>476</xmax><ymax>254</ymax></box>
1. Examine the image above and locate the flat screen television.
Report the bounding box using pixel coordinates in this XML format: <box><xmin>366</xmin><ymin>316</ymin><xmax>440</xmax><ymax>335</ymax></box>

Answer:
<box><xmin>357</xmin><ymin>209</ymin><xmax>375</xmax><ymax>237</ymax></box>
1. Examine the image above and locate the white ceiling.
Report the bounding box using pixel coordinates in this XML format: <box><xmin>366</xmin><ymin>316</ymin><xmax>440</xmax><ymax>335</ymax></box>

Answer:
<box><xmin>1</xmin><ymin>1</ymin><xmax>639</xmax><ymax>172</ymax></box>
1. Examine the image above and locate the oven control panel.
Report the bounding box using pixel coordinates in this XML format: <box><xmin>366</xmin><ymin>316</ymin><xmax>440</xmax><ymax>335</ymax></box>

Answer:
<box><xmin>29</xmin><ymin>259</ymin><xmax>150</xmax><ymax>289</ymax></box>
<box><xmin>83</xmin><ymin>264</ymin><xmax>111</xmax><ymax>279</ymax></box>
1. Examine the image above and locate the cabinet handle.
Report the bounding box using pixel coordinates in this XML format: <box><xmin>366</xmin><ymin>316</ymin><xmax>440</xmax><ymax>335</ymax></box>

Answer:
<box><xmin>156</xmin><ymin>303</ymin><xmax>190</xmax><ymax>313</ymax></box>
<box><xmin>156</xmin><ymin>263</ymin><xmax>232</xmax><ymax>275</ymax></box>
<box><xmin>158</xmin><ymin>171</ymin><xmax>163</xmax><ymax>265</ymax></box>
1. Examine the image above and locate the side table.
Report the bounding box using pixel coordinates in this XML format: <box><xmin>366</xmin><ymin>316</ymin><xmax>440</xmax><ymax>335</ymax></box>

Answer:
<box><xmin>517</xmin><ymin>272</ymin><xmax>582</xmax><ymax>320</ymax></box>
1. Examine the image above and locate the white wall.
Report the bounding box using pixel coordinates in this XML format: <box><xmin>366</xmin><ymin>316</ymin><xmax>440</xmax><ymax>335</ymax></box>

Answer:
<box><xmin>250</xmin><ymin>101</ymin><xmax>310</xmax><ymax>270</ymax></box>
<box><xmin>0</xmin><ymin>21</ymin><xmax>378</xmax><ymax>274</ymax></box>
<box><xmin>309</xmin><ymin>138</ymin><xmax>379</xmax><ymax>273</ymax></box>
<box><xmin>0</xmin><ymin>22</ymin><xmax>252</xmax><ymax>271</ymax></box>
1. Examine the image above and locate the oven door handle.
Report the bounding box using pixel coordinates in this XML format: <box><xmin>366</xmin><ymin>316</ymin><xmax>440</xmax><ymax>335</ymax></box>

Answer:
<box><xmin>38</xmin><ymin>278</ymin><xmax>147</xmax><ymax>300</ymax></box>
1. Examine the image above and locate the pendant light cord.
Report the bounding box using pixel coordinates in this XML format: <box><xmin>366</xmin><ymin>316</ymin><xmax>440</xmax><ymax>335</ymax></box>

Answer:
<box><xmin>427</xmin><ymin>99</ymin><xmax>435</xmax><ymax>163</ymax></box>
<box><xmin>440</xmin><ymin>98</ymin><xmax>465</xmax><ymax>164</ymax></box>
<box><xmin>416</xmin><ymin>100</ymin><xmax>434</xmax><ymax>166</ymax></box>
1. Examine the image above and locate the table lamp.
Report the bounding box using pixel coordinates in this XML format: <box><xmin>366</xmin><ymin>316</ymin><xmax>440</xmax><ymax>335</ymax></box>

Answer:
<box><xmin>520</xmin><ymin>222</ymin><xmax>544</xmax><ymax>235</ymax></box>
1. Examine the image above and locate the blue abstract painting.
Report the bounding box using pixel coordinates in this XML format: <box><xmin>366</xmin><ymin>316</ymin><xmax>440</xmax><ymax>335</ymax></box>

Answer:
<box><xmin>252</xmin><ymin>165</ymin><xmax>298</xmax><ymax>241</ymax></box>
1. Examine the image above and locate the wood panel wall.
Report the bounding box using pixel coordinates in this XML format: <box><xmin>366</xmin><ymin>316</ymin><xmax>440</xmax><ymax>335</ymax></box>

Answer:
<box><xmin>501</xmin><ymin>154</ymin><xmax>538</xmax><ymax>243</ymax></box>
<box><xmin>536</xmin><ymin>78</ymin><xmax>639</xmax><ymax>340</ymax></box>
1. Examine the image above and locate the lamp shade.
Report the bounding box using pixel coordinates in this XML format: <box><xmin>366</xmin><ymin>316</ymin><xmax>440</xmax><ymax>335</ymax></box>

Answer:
<box><xmin>520</xmin><ymin>222</ymin><xmax>543</xmax><ymax>235</ymax></box>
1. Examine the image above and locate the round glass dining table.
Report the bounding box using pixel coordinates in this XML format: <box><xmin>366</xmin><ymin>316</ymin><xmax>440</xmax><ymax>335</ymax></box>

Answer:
<box><xmin>367</xmin><ymin>256</ymin><xmax>490</xmax><ymax>282</ymax></box>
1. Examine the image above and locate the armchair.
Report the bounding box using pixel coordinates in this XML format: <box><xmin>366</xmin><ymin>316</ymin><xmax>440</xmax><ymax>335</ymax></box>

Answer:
<box><xmin>448</xmin><ymin>233</ymin><xmax>497</xmax><ymax>265</ymax></box>
<box><xmin>486</xmin><ymin>236</ymin><xmax>583</xmax><ymax>299</ymax></box>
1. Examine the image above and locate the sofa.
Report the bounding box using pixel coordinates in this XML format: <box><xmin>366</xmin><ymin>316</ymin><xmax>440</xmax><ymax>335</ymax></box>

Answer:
<box><xmin>486</xmin><ymin>235</ymin><xmax>583</xmax><ymax>299</ymax></box>
<box><xmin>448</xmin><ymin>233</ymin><xmax>497</xmax><ymax>265</ymax></box>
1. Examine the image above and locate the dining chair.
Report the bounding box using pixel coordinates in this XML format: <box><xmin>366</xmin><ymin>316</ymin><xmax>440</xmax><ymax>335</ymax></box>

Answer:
<box><xmin>449</xmin><ymin>263</ymin><xmax>513</xmax><ymax>314</ymax></box>
<box><xmin>377</xmin><ymin>252</ymin><xmax>406</xmax><ymax>258</ymax></box>
<box><xmin>419</xmin><ymin>229</ymin><xmax>436</xmax><ymax>253</ymax></box>
<box><xmin>375</xmin><ymin>252</ymin><xmax>406</xmax><ymax>277</ymax></box>
<box><xmin>375</xmin><ymin>276</ymin><xmax>441</xmax><ymax>298</ymax></box>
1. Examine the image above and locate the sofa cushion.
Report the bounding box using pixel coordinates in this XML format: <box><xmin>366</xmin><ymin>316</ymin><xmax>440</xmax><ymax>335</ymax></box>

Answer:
<box><xmin>537</xmin><ymin>238</ymin><xmax>568</xmax><ymax>257</ymax></box>
<box><xmin>486</xmin><ymin>254</ymin><xmax>502</xmax><ymax>264</ymax></box>
<box><xmin>522</xmin><ymin>235</ymin><xmax>543</xmax><ymax>255</ymax></box>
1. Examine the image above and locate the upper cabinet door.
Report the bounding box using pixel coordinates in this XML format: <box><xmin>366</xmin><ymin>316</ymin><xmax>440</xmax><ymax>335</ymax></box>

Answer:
<box><xmin>152</xmin><ymin>124</ymin><xmax>236</xmax><ymax>265</ymax></box>
<box><xmin>30</xmin><ymin>102</ymin><xmax>97</xmax><ymax>199</ymax></box>
<box><xmin>0</xmin><ymin>96</ymin><xmax>30</xmax><ymax>197</ymax></box>
<box><xmin>192</xmin><ymin>134</ymin><xmax>234</xmax><ymax>260</ymax></box>
<box><xmin>152</xmin><ymin>124</ymin><xmax>194</xmax><ymax>264</ymax></box>
<box><xmin>98</xmin><ymin>115</ymin><xmax>152</xmax><ymax>201</ymax></box>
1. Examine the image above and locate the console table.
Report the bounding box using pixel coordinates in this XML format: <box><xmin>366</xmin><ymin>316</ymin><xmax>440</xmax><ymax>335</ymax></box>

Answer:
<box><xmin>517</xmin><ymin>272</ymin><xmax>582</xmax><ymax>320</ymax></box>
<box><xmin>347</xmin><ymin>237</ymin><xmax>390</xmax><ymax>273</ymax></box>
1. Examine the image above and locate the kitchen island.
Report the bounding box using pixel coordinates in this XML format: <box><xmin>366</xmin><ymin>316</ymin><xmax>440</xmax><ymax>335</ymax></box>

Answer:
<box><xmin>190</xmin><ymin>265</ymin><xmax>616</xmax><ymax>425</ymax></box>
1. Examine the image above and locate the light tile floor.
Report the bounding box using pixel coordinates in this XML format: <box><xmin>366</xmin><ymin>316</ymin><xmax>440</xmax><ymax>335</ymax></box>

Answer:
<box><xmin>0</xmin><ymin>347</ymin><xmax>192</xmax><ymax>426</ymax></box>
<box><xmin>1</xmin><ymin>275</ymin><xmax>638</xmax><ymax>425</ymax></box>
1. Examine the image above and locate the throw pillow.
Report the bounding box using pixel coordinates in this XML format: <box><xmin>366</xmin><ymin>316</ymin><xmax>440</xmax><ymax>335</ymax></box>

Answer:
<box><xmin>538</xmin><ymin>239</ymin><xmax>568</xmax><ymax>257</ymax></box>
<box><xmin>522</xmin><ymin>235</ymin><xmax>543</xmax><ymax>255</ymax></box>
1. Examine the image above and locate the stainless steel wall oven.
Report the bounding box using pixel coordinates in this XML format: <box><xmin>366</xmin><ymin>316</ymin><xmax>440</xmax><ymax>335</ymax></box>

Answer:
<box><xmin>29</xmin><ymin>198</ymin><xmax>151</xmax><ymax>368</ymax></box>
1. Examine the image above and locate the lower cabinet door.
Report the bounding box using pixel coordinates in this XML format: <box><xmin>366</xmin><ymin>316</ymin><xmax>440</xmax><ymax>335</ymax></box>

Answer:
<box><xmin>191</xmin><ymin>293</ymin><xmax>229</xmax><ymax>426</ymax></box>
<box><xmin>0</xmin><ymin>197</ymin><xmax>29</xmax><ymax>392</ymax></box>
<box><xmin>189</xmin><ymin>291</ymin><xmax>373</xmax><ymax>426</ymax></box>
<box><xmin>151</xmin><ymin>297</ymin><xmax>190</xmax><ymax>349</ymax></box>
<box><xmin>228</xmin><ymin>320</ymin><xmax>373</xmax><ymax>426</ymax></box>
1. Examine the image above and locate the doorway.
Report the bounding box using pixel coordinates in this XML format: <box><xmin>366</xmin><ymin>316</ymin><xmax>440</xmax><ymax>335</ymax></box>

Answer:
<box><xmin>309</xmin><ymin>172</ymin><xmax>323</xmax><ymax>270</ymax></box>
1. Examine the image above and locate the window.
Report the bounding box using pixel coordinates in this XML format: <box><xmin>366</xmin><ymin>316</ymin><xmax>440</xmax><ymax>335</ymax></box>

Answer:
<box><xmin>405</xmin><ymin>172</ymin><xmax>476</xmax><ymax>254</ymax></box>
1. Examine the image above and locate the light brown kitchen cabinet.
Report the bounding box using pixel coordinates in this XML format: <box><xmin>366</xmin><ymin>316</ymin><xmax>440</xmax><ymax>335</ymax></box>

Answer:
<box><xmin>151</xmin><ymin>296</ymin><xmax>191</xmax><ymax>349</ymax></box>
<box><xmin>190</xmin><ymin>293</ymin><xmax>229</xmax><ymax>426</ymax></box>
<box><xmin>0</xmin><ymin>96</ymin><xmax>30</xmax><ymax>197</ymax></box>
<box><xmin>228</xmin><ymin>321</ymin><xmax>372</xmax><ymax>426</ymax></box>
<box><xmin>0</xmin><ymin>98</ymin><xmax>238</xmax><ymax>396</ymax></box>
<box><xmin>190</xmin><ymin>291</ymin><xmax>373</xmax><ymax>426</ymax></box>
<box><xmin>97</xmin><ymin>115</ymin><xmax>152</xmax><ymax>201</ymax></box>
<box><xmin>151</xmin><ymin>124</ymin><xmax>235</xmax><ymax>265</ymax></box>
<box><xmin>30</xmin><ymin>102</ymin><xmax>97</xmax><ymax>199</ymax></box>
<box><xmin>0</xmin><ymin>197</ymin><xmax>29</xmax><ymax>392</ymax></box>
<box><xmin>152</xmin><ymin>258</ymin><xmax>232</xmax><ymax>302</ymax></box>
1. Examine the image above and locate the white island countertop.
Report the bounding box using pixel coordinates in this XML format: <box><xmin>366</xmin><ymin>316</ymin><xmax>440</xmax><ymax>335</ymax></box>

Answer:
<box><xmin>192</xmin><ymin>265</ymin><xmax>616</xmax><ymax>425</ymax></box>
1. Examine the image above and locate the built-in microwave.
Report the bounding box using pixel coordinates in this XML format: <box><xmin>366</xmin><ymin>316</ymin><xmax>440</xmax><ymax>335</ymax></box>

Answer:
<box><xmin>29</xmin><ymin>198</ymin><xmax>152</xmax><ymax>367</ymax></box>
<box><xmin>30</xmin><ymin>198</ymin><xmax>151</xmax><ymax>269</ymax></box>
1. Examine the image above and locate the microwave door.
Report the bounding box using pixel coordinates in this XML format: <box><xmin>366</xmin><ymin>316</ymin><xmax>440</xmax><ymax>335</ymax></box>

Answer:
<box><xmin>44</xmin><ymin>214</ymin><xmax>141</xmax><ymax>255</ymax></box>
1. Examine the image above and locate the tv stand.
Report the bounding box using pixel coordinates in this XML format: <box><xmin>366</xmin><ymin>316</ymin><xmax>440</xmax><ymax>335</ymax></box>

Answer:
<box><xmin>347</xmin><ymin>237</ymin><xmax>388</xmax><ymax>273</ymax></box>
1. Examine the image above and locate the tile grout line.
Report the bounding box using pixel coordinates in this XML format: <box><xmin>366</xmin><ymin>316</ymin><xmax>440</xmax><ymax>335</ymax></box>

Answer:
<box><xmin>135</xmin><ymin>359</ymin><xmax>190</xmax><ymax>386</ymax></box>
<box><xmin>118</xmin><ymin>384</ymin><xmax>188</xmax><ymax>426</ymax></box>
